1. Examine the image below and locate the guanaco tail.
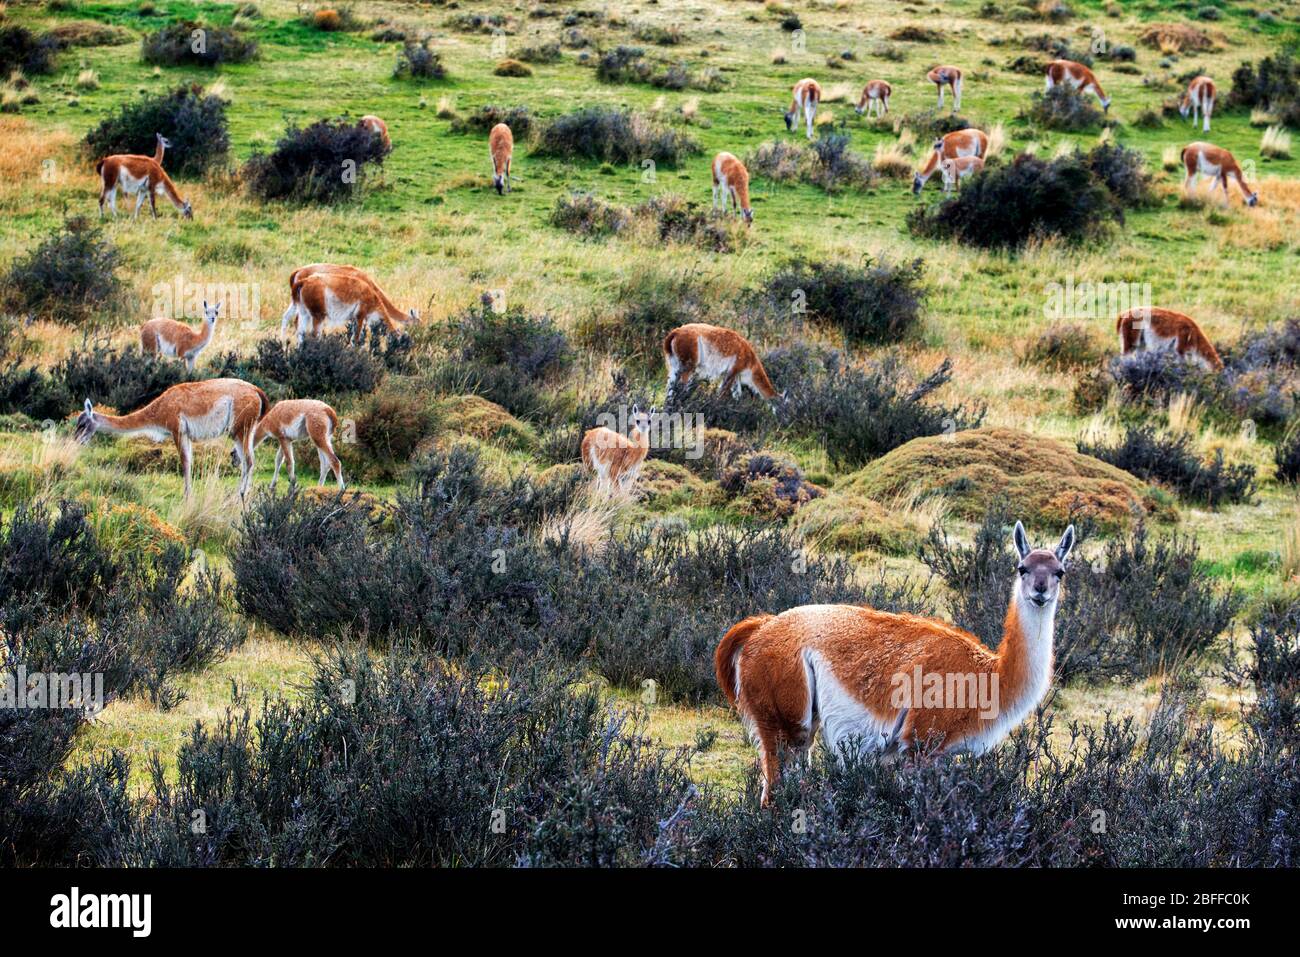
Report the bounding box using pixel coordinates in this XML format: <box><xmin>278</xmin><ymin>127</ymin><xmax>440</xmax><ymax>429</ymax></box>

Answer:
<box><xmin>74</xmin><ymin>379</ymin><xmax>268</xmax><ymax>499</ymax></box>
<box><xmin>140</xmin><ymin>300</ymin><xmax>220</xmax><ymax>371</ymax></box>
<box><xmin>717</xmin><ymin>522</ymin><xmax>1074</xmax><ymax>805</ymax></box>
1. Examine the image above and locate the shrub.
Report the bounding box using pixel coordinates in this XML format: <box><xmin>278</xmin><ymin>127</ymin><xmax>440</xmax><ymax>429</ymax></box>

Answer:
<box><xmin>803</xmin><ymin>132</ymin><xmax>876</xmax><ymax>191</ymax></box>
<box><xmin>1018</xmin><ymin>84</ymin><xmax>1107</xmax><ymax>130</ymax></box>
<box><xmin>775</xmin><ymin>350</ymin><xmax>984</xmax><ymax>468</ymax></box>
<box><xmin>577</xmin><ymin>269</ymin><xmax>711</xmax><ymax>372</ymax></box>
<box><xmin>745</xmin><ymin>139</ymin><xmax>811</xmax><ymax>183</ymax></box>
<box><xmin>1021</xmin><ymin>322</ymin><xmax>1105</xmax><ymax>371</ymax></box>
<box><xmin>631</xmin><ymin>194</ymin><xmax>741</xmax><ymax>253</ymax></box>
<box><xmin>448</xmin><ymin>104</ymin><xmax>532</xmax><ymax>138</ymax></box>
<box><xmin>534</xmin><ymin>107</ymin><xmax>700</xmax><ymax>167</ymax></box>
<box><xmin>243</xmin><ymin>119</ymin><xmax>390</xmax><ymax>203</ymax></box>
<box><xmin>141</xmin><ymin>22</ymin><xmax>258</xmax><ymax>67</ymax></box>
<box><xmin>889</xmin><ymin>25</ymin><xmax>941</xmax><ymax>42</ymax></box>
<box><xmin>1229</xmin><ymin>603</ymin><xmax>1300</xmax><ymax>748</ymax></box>
<box><xmin>1</xmin><ymin>218</ymin><xmax>124</xmax><ymax>325</ymax></box>
<box><xmin>760</xmin><ymin>257</ymin><xmax>925</xmax><ymax>346</ymax></box>
<box><xmin>0</xmin><ymin>26</ymin><xmax>59</xmax><ymax>76</ymax></box>
<box><xmin>907</xmin><ymin>153</ymin><xmax>1120</xmax><ymax>249</ymax></box>
<box><xmin>82</xmin><ymin>85</ymin><xmax>231</xmax><ymax>178</ymax></box>
<box><xmin>394</xmin><ymin>40</ymin><xmax>446</xmax><ymax>80</ymax></box>
<box><xmin>550</xmin><ymin>191</ymin><xmax>628</xmax><ymax>238</ymax></box>
<box><xmin>236</xmin><ymin>334</ymin><xmax>389</xmax><ymax>401</ymax></box>
<box><xmin>0</xmin><ymin>362</ymin><xmax>70</xmax><ymax>422</ymax></box>
<box><xmin>55</xmin><ymin>345</ymin><xmax>193</xmax><ymax>414</ymax></box>
<box><xmin>894</xmin><ymin>109</ymin><xmax>974</xmax><ymax>137</ymax></box>
<box><xmin>1083</xmin><ymin>142</ymin><xmax>1157</xmax><ymax>208</ymax></box>
<box><xmin>1079</xmin><ymin>425</ymin><xmax>1256</xmax><ymax>507</ymax></box>
<box><xmin>354</xmin><ymin>384</ymin><xmax>440</xmax><ymax>479</ymax></box>
<box><xmin>512</xmin><ymin>42</ymin><xmax>562</xmax><ymax>64</ymax></box>
<box><xmin>719</xmin><ymin>452</ymin><xmax>822</xmax><ymax>518</ymax></box>
<box><xmin>1276</xmin><ymin>418</ymin><xmax>1300</xmax><ymax>484</ymax></box>
<box><xmin>1227</xmin><ymin>49</ymin><xmax>1300</xmax><ymax>124</ymax></box>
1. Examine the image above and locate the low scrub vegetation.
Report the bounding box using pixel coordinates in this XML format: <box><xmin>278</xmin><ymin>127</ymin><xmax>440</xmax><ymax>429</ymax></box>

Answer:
<box><xmin>1</xmin><ymin>218</ymin><xmax>124</xmax><ymax>326</ymax></box>
<box><xmin>141</xmin><ymin>22</ymin><xmax>259</xmax><ymax>67</ymax></box>
<box><xmin>747</xmin><ymin>134</ymin><xmax>876</xmax><ymax>192</ymax></box>
<box><xmin>0</xmin><ymin>25</ymin><xmax>60</xmax><ymax>77</ymax></box>
<box><xmin>83</xmin><ymin>85</ymin><xmax>230</xmax><ymax>178</ymax></box>
<box><xmin>243</xmin><ymin>119</ymin><xmax>391</xmax><ymax>203</ymax></box>
<box><xmin>759</xmin><ymin>256</ymin><xmax>926</xmax><ymax>346</ymax></box>
<box><xmin>1079</xmin><ymin>425</ymin><xmax>1256</xmax><ymax>508</ymax></box>
<box><xmin>394</xmin><ymin>40</ymin><xmax>447</xmax><ymax>80</ymax></box>
<box><xmin>534</xmin><ymin>107</ymin><xmax>700</xmax><ymax>167</ymax></box>
<box><xmin>1018</xmin><ymin>85</ymin><xmax>1107</xmax><ymax>130</ymax></box>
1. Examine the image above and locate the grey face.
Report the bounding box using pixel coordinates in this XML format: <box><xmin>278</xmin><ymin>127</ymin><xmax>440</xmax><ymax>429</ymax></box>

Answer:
<box><xmin>1013</xmin><ymin>521</ymin><xmax>1074</xmax><ymax>608</ymax></box>
<box><xmin>74</xmin><ymin>398</ymin><xmax>97</xmax><ymax>444</ymax></box>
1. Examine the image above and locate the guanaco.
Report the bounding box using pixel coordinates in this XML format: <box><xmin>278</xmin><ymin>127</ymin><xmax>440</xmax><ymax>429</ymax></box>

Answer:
<box><xmin>1181</xmin><ymin>141</ymin><xmax>1258</xmax><ymax>207</ymax></box>
<box><xmin>1045</xmin><ymin>59</ymin><xmax>1110</xmax><ymax>112</ymax></box>
<box><xmin>1180</xmin><ymin>76</ymin><xmax>1215</xmax><ymax>132</ymax></box>
<box><xmin>1116</xmin><ymin>307</ymin><xmax>1224</xmax><ymax>371</ymax></box>
<box><xmin>489</xmin><ymin>122</ymin><xmax>513</xmax><ymax>195</ymax></box>
<box><xmin>237</xmin><ymin>399</ymin><xmax>344</xmax><ymax>490</ymax></box>
<box><xmin>140</xmin><ymin>300</ymin><xmax>220</xmax><ymax>371</ymax></box>
<box><xmin>664</xmin><ymin>324</ymin><xmax>779</xmax><ymax>402</ymax></box>
<box><xmin>74</xmin><ymin>379</ymin><xmax>268</xmax><ymax>498</ymax></box>
<box><xmin>712</xmin><ymin>152</ymin><xmax>753</xmax><ymax>225</ymax></box>
<box><xmin>292</xmin><ymin>270</ymin><xmax>418</xmax><ymax>344</ymax></box>
<box><xmin>96</xmin><ymin>149</ymin><xmax>192</xmax><ymax>220</ymax></box>
<box><xmin>717</xmin><ymin>522</ymin><xmax>1075</xmax><ymax>805</ymax></box>
<box><xmin>854</xmin><ymin>80</ymin><xmax>892</xmax><ymax>118</ymax></box>
<box><xmin>359</xmin><ymin>114</ymin><xmax>391</xmax><ymax>151</ymax></box>
<box><xmin>940</xmin><ymin>154</ymin><xmax>984</xmax><ymax>192</ymax></box>
<box><xmin>927</xmin><ymin>65</ymin><xmax>963</xmax><ymax>111</ymax></box>
<box><xmin>785</xmin><ymin>78</ymin><xmax>822</xmax><ymax>140</ymax></box>
<box><xmin>581</xmin><ymin>407</ymin><xmax>652</xmax><ymax>493</ymax></box>
<box><xmin>912</xmin><ymin>128</ymin><xmax>988</xmax><ymax>194</ymax></box>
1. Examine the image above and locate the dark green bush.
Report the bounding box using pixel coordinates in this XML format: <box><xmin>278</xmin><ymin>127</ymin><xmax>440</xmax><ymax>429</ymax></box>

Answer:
<box><xmin>1018</xmin><ymin>84</ymin><xmax>1106</xmax><ymax>130</ymax></box>
<box><xmin>1079</xmin><ymin>425</ymin><xmax>1256</xmax><ymax>507</ymax></box>
<box><xmin>394</xmin><ymin>40</ymin><xmax>446</xmax><ymax>80</ymax></box>
<box><xmin>141</xmin><ymin>21</ymin><xmax>258</xmax><ymax>67</ymax></box>
<box><xmin>534</xmin><ymin>107</ymin><xmax>700</xmax><ymax>167</ymax></box>
<box><xmin>760</xmin><ymin>256</ymin><xmax>926</xmax><ymax>346</ymax></box>
<box><xmin>0</xmin><ymin>25</ymin><xmax>59</xmax><ymax>76</ymax></box>
<box><xmin>243</xmin><ymin>119</ymin><xmax>390</xmax><ymax>203</ymax></box>
<box><xmin>1083</xmin><ymin>142</ymin><xmax>1157</xmax><ymax>208</ymax></box>
<box><xmin>82</xmin><ymin>85</ymin><xmax>230</xmax><ymax>178</ymax></box>
<box><xmin>1</xmin><ymin>218</ymin><xmax>124</xmax><ymax>325</ymax></box>
<box><xmin>55</xmin><ymin>345</ymin><xmax>193</xmax><ymax>415</ymax></box>
<box><xmin>448</xmin><ymin>104</ymin><xmax>532</xmax><ymax>137</ymax></box>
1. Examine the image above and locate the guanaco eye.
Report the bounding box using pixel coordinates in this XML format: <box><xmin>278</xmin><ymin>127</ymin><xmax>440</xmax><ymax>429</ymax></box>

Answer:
<box><xmin>1017</xmin><ymin>565</ymin><xmax>1027</xmax><ymax>575</ymax></box>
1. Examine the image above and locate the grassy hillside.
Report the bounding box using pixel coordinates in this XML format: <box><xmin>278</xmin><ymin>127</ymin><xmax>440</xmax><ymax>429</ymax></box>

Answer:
<box><xmin>2</xmin><ymin>0</ymin><xmax>1299</xmax><ymax>825</ymax></box>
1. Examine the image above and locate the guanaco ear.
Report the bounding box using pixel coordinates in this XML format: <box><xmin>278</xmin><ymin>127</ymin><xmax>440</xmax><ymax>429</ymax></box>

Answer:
<box><xmin>1013</xmin><ymin>520</ymin><xmax>1030</xmax><ymax>560</ymax></box>
<box><xmin>83</xmin><ymin>398</ymin><xmax>94</xmax><ymax>416</ymax></box>
<box><xmin>1055</xmin><ymin>525</ymin><xmax>1076</xmax><ymax>565</ymax></box>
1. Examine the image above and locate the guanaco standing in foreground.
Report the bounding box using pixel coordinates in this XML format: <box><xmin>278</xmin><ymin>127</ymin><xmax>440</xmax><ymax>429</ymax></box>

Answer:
<box><xmin>1044</xmin><ymin>59</ymin><xmax>1111</xmax><ymax>112</ymax></box>
<box><xmin>96</xmin><ymin>147</ymin><xmax>192</xmax><ymax>220</ymax></box>
<box><xmin>236</xmin><ymin>398</ymin><xmax>344</xmax><ymax>490</ymax></box>
<box><xmin>140</xmin><ymin>301</ymin><xmax>220</xmax><ymax>371</ymax></box>
<box><xmin>1180</xmin><ymin>76</ymin><xmax>1216</xmax><ymax>132</ymax></box>
<box><xmin>74</xmin><ymin>379</ymin><xmax>268</xmax><ymax>498</ymax></box>
<box><xmin>927</xmin><ymin>65</ymin><xmax>963</xmax><ymax>111</ymax></box>
<box><xmin>712</xmin><ymin>152</ymin><xmax>753</xmax><ymax>225</ymax></box>
<box><xmin>1181</xmin><ymin>141</ymin><xmax>1258</xmax><ymax>207</ymax></box>
<box><xmin>855</xmin><ymin>80</ymin><xmax>892</xmax><ymax>118</ymax></box>
<box><xmin>663</xmin><ymin>324</ymin><xmax>779</xmax><ymax>402</ymax></box>
<box><xmin>912</xmin><ymin>128</ymin><xmax>988</xmax><ymax>194</ymax></box>
<box><xmin>717</xmin><ymin>522</ymin><xmax>1074</xmax><ymax>805</ymax></box>
<box><xmin>784</xmin><ymin>78</ymin><xmax>822</xmax><ymax>140</ymax></box>
<box><xmin>581</xmin><ymin>406</ymin><xmax>652</xmax><ymax>493</ymax></box>
<box><xmin>1116</xmin><ymin>307</ymin><xmax>1224</xmax><ymax>371</ymax></box>
<box><xmin>489</xmin><ymin>122</ymin><xmax>514</xmax><ymax>195</ymax></box>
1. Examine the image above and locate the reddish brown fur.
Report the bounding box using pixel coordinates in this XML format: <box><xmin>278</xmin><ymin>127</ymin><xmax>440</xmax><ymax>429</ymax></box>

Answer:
<box><xmin>252</xmin><ymin>398</ymin><xmax>344</xmax><ymax>489</ymax></box>
<box><xmin>663</xmin><ymin>323</ymin><xmax>778</xmax><ymax>399</ymax></box>
<box><xmin>489</xmin><ymin>123</ymin><xmax>514</xmax><ymax>194</ymax></box>
<box><xmin>96</xmin><ymin>154</ymin><xmax>190</xmax><ymax>219</ymax></box>
<box><xmin>359</xmin><ymin>114</ymin><xmax>390</xmax><ymax>151</ymax></box>
<box><xmin>580</xmin><ymin>424</ymin><xmax>650</xmax><ymax>490</ymax></box>
<box><xmin>1116</xmin><ymin>307</ymin><xmax>1224</xmax><ymax>371</ymax></box>
<box><xmin>1045</xmin><ymin>59</ymin><xmax>1108</xmax><ymax>105</ymax></box>
<box><xmin>294</xmin><ymin>270</ymin><xmax>415</xmax><ymax>341</ymax></box>
<box><xmin>711</xmin><ymin>151</ymin><xmax>751</xmax><ymax>222</ymax></box>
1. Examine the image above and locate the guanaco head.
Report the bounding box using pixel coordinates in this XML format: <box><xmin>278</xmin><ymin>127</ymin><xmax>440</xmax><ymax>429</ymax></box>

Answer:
<box><xmin>203</xmin><ymin>300</ymin><xmax>220</xmax><ymax>328</ymax></box>
<box><xmin>74</xmin><ymin>398</ymin><xmax>100</xmax><ymax>444</ymax></box>
<box><xmin>1013</xmin><ymin>521</ymin><xmax>1075</xmax><ymax>609</ymax></box>
<box><xmin>783</xmin><ymin>108</ymin><xmax>796</xmax><ymax>131</ymax></box>
<box><xmin>741</xmin><ymin>206</ymin><xmax>754</xmax><ymax>226</ymax></box>
<box><xmin>157</xmin><ymin>133</ymin><xmax>172</xmax><ymax>150</ymax></box>
<box><xmin>629</xmin><ymin>404</ymin><xmax>654</xmax><ymax>441</ymax></box>
<box><xmin>406</xmin><ymin>307</ymin><xmax>419</xmax><ymax>324</ymax></box>
<box><xmin>180</xmin><ymin>199</ymin><xmax>193</xmax><ymax>220</ymax></box>
<box><xmin>1100</xmin><ymin>96</ymin><xmax>1112</xmax><ymax>114</ymax></box>
<box><xmin>1178</xmin><ymin>94</ymin><xmax>1192</xmax><ymax>118</ymax></box>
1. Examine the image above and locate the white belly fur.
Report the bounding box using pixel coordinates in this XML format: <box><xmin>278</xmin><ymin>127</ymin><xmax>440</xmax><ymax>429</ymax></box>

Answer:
<box><xmin>696</xmin><ymin>337</ymin><xmax>737</xmax><ymax>383</ymax></box>
<box><xmin>180</xmin><ymin>397</ymin><xmax>236</xmax><ymax>441</ymax></box>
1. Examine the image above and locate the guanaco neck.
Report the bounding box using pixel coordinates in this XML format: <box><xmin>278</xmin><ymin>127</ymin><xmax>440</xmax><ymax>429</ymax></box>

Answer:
<box><xmin>993</xmin><ymin>585</ymin><xmax>1057</xmax><ymax>714</ymax></box>
<box><xmin>93</xmin><ymin>409</ymin><xmax>173</xmax><ymax>437</ymax></box>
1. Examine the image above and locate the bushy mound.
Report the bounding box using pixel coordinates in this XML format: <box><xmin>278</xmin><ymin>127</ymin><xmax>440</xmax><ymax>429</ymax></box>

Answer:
<box><xmin>1</xmin><ymin>218</ymin><xmax>124</xmax><ymax>326</ymax></box>
<box><xmin>0</xmin><ymin>25</ymin><xmax>60</xmax><ymax>76</ymax></box>
<box><xmin>83</xmin><ymin>85</ymin><xmax>230</xmax><ymax>178</ymax></box>
<box><xmin>789</xmin><ymin>491</ymin><xmax>930</xmax><ymax>558</ymax></box>
<box><xmin>840</xmin><ymin>427</ymin><xmax>1159</xmax><ymax>529</ymax></box>
<box><xmin>141</xmin><ymin>21</ymin><xmax>258</xmax><ymax>67</ymax></box>
<box><xmin>534</xmin><ymin>107</ymin><xmax>699</xmax><ymax>167</ymax></box>
<box><xmin>243</xmin><ymin>119</ymin><xmax>390</xmax><ymax>204</ymax></box>
<box><xmin>437</xmin><ymin>394</ymin><xmax>536</xmax><ymax>450</ymax></box>
<box><xmin>719</xmin><ymin>452</ymin><xmax>822</xmax><ymax>519</ymax></box>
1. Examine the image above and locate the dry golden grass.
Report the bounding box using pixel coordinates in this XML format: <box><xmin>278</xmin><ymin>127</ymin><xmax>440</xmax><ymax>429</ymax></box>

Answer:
<box><xmin>1284</xmin><ymin>505</ymin><xmax>1300</xmax><ymax>582</ymax></box>
<box><xmin>1166</xmin><ymin>393</ymin><xmax>1203</xmax><ymax>435</ymax></box>
<box><xmin>166</xmin><ymin>466</ymin><xmax>243</xmax><ymax>548</ymax></box>
<box><xmin>872</xmin><ymin>140</ymin><xmax>913</xmax><ymax>178</ymax></box>
<box><xmin>985</xmin><ymin>122</ymin><xmax>1006</xmax><ymax>158</ymax></box>
<box><xmin>1161</xmin><ymin>144</ymin><xmax>1181</xmax><ymax>172</ymax></box>
<box><xmin>1261</xmin><ymin>125</ymin><xmax>1293</xmax><ymax>160</ymax></box>
<box><xmin>1250</xmin><ymin>107</ymin><xmax>1278</xmax><ymax>127</ymax></box>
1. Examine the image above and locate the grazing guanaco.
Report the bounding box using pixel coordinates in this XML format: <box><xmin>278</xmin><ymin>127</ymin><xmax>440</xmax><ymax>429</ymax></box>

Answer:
<box><xmin>236</xmin><ymin>398</ymin><xmax>344</xmax><ymax>490</ymax></box>
<box><xmin>716</xmin><ymin>522</ymin><xmax>1075</xmax><ymax>806</ymax></box>
<box><xmin>74</xmin><ymin>379</ymin><xmax>268</xmax><ymax>499</ymax></box>
<box><xmin>784</xmin><ymin>78</ymin><xmax>822</xmax><ymax>140</ymax></box>
<box><xmin>1181</xmin><ymin>141</ymin><xmax>1258</xmax><ymax>207</ymax></box>
<box><xmin>663</xmin><ymin>323</ymin><xmax>778</xmax><ymax>402</ymax></box>
<box><xmin>940</xmin><ymin>154</ymin><xmax>984</xmax><ymax>192</ymax></box>
<box><xmin>291</xmin><ymin>270</ymin><xmax>418</xmax><ymax>344</ymax></box>
<box><xmin>280</xmin><ymin>263</ymin><xmax>368</xmax><ymax>336</ymax></box>
<box><xmin>1045</xmin><ymin>59</ymin><xmax>1110</xmax><ymax>112</ymax></box>
<box><xmin>927</xmin><ymin>65</ymin><xmax>963</xmax><ymax>111</ymax></box>
<box><xmin>912</xmin><ymin>128</ymin><xmax>988</xmax><ymax>194</ymax></box>
<box><xmin>854</xmin><ymin>80</ymin><xmax>892</xmax><ymax>118</ymax></box>
<box><xmin>1180</xmin><ymin>76</ymin><xmax>1215</xmax><ymax>132</ymax></box>
<box><xmin>359</xmin><ymin>114</ymin><xmax>391</xmax><ymax>151</ymax></box>
<box><xmin>1116</xmin><ymin>307</ymin><xmax>1224</xmax><ymax>371</ymax></box>
<box><xmin>489</xmin><ymin>122</ymin><xmax>513</xmax><ymax>195</ymax></box>
<box><xmin>711</xmin><ymin>152</ymin><xmax>753</xmax><ymax>225</ymax></box>
<box><xmin>140</xmin><ymin>300</ymin><xmax>220</xmax><ymax>371</ymax></box>
<box><xmin>581</xmin><ymin>406</ymin><xmax>652</xmax><ymax>493</ymax></box>
<box><xmin>96</xmin><ymin>149</ymin><xmax>192</xmax><ymax>220</ymax></box>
